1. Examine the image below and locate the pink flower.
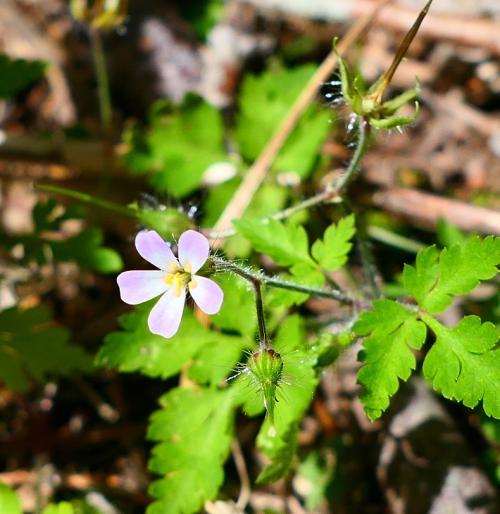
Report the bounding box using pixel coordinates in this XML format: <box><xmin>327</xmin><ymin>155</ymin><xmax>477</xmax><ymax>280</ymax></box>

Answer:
<box><xmin>117</xmin><ymin>230</ymin><xmax>223</xmax><ymax>338</ymax></box>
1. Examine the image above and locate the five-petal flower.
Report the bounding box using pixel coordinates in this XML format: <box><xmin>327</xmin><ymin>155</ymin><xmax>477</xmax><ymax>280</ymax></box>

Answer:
<box><xmin>117</xmin><ymin>230</ymin><xmax>223</xmax><ymax>338</ymax></box>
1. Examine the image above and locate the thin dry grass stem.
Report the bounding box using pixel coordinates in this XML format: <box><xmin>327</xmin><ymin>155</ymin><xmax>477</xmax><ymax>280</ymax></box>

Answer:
<box><xmin>211</xmin><ymin>0</ymin><xmax>393</xmax><ymax>239</ymax></box>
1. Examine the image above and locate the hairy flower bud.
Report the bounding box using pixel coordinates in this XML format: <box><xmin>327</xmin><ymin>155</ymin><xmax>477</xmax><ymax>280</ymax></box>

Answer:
<box><xmin>248</xmin><ymin>348</ymin><xmax>284</xmax><ymax>425</ymax></box>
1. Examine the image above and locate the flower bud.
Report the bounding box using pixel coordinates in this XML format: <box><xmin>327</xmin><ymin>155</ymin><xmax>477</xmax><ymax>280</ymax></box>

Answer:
<box><xmin>248</xmin><ymin>348</ymin><xmax>284</xmax><ymax>425</ymax></box>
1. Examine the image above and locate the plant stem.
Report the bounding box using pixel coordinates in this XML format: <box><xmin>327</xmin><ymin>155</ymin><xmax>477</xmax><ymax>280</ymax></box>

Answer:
<box><xmin>211</xmin><ymin>257</ymin><xmax>354</xmax><ymax>305</ymax></box>
<box><xmin>37</xmin><ymin>184</ymin><xmax>136</xmax><ymax>218</ymax></box>
<box><xmin>207</xmin><ymin>117</ymin><xmax>371</xmax><ymax>241</ymax></box>
<box><xmin>253</xmin><ymin>280</ymin><xmax>269</xmax><ymax>349</ymax></box>
<box><xmin>336</xmin><ymin>118</ymin><xmax>371</xmax><ymax>191</ymax></box>
<box><xmin>211</xmin><ymin>0</ymin><xmax>392</xmax><ymax>235</ymax></box>
<box><xmin>90</xmin><ymin>28</ymin><xmax>113</xmax><ymax>135</ymax></box>
<box><xmin>367</xmin><ymin>225</ymin><xmax>425</xmax><ymax>253</ymax></box>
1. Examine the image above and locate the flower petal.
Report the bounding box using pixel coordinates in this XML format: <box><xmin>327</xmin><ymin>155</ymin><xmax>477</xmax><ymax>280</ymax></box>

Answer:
<box><xmin>148</xmin><ymin>287</ymin><xmax>186</xmax><ymax>338</ymax></box>
<box><xmin>178</xmin><ymin>230</ymin><xmax>209</xmax><ymax>273</ymax></box>
<box><xmin>117</xmin><ymin>270</ymin><xmax>168</xmax><ymax>305</ymax></box>
<box><xmin>189</xmin><ymin>276</ymin><xmax>223</xmax><ymax>315</ymax></box>
<box><xmin>135</xmin><ymin>230</ymin><xmax>178</xmax><ymax>270</ymax></box>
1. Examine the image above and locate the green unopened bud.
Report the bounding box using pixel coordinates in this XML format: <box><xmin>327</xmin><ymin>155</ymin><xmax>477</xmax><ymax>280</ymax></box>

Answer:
<box><xmin>248</xmin><ymin>349</ymin><xmax>284</xmax><ymax>425</ymax></box>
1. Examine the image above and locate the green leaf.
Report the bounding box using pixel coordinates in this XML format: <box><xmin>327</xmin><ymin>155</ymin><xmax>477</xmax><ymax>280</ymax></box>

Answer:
<box><xmin>51</xmin><ymin>227</ymin><xmax>123</xmax><ymax>274</ymax></box>
<box><xmin>0</xmin><ymin>306</ymin><xmax>93</xmax><ymax>392</ymax></box>
<box><xmin>267</xmin><ymin>263</ymin><xmax>324</xmax><ymax>307</ymax></box>
<box><xmin>403</xmin><ymin>237</ymin><xmax>500</xmax><ymax>313</ymax></box>
<box><xmin>256</xmin><ymin>316</ymin><xmax>318</xmax><ymax>483</ymax></box>
<box><xmin>236</xmin><ymin>65</ymin><xmax>331</xmax><ymax>179</ymax></box>
<box><xmin>123</xmin><ymin>96</ymin><xmax>227</xmax><ymax>198</ymax></box>
<box><xmin>0</xmin><ymin>483</ymin><xmax>21</xmax><ymax>514</ymax></box>
<box><xmin>422</xmin><ymin>315</ymin><xmax>500</xmax><ymax>419</ymax></box>
<box><xmin>354</xmin><ymin>300</ymin><xmax>427</xmax><ymax>420</ymax></box>
<box><xmin>296</xmin><ymin>451</ymin><xmax>334</xmax><ymax>510</ymax></box>
<box><xmin>0</xmin><ymin>54</ymin><xmax>47</xmax><ymax>98</ymax></box>
<box><xmin>211</xmin><ymin>273</ymin><xmax>256</xmax><ymax>337</ymax></box>
<box><xmin>311</xmin><ymin>214</ymin><xmax>355</xmax><ymax>270</ymax></box>
<box><xmin>436</xmin><ymin>218</ymin><xmax>468</xmax><ymax>247</ymax></box>
<box><xmin>3</xmin><ymin>199</ymin><xmax>122</xmax><ymax>274</ymax></box>
<box><xmin>147</xmin><ymin>387</ymin><xmax>235</xmax><ymax>514</ymax></box>
<box><xmin>42</xmin><ymin>503</ymin><xmax>74</xmax><ymax>514</ymax></box>
<box><xmin>234</xmin><ymin>218</ymin><xmax>313</xmax><ymax>267</ymax></box>
<box><xmin>203</xmin><ymin>180</ymin><xmax>288</xmax><ymax>258</ymax></box>
<box><xmin>97</xmin><ymin>305</ymin><xmax>248</xmax><ymax>384</ymax></box>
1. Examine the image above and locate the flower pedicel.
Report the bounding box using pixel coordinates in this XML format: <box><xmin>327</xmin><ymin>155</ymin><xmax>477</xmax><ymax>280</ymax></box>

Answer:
<box><xmin>117</xmin><ymin>230</ymin><xmax>223</xmax><ymax>338</ymax></box>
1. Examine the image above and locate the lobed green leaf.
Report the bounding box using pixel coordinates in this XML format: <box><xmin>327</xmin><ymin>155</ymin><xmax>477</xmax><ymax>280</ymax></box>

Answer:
<box><xmin>423</xmin><ymin>315</ymin><xmax>500</xmax><ymax>419</ymax></box>
<box><xmin>123</xmin><ymin>96</ymin><xmax>228</xmax><ymax>198</ymax></box>
<box><xmin>97</xmin><ymin>305</ymin><xmax>249</xmax><ymax>384</ymax></box>
<box><xmin>147</xmin><ymin>387</ymin><xmax>235</xmax><ymax>514</ymax></box>
<box><xmin>0</xmin><ymin>306</ymin><xmax>93</xmax><ymax>392</ymax></box>
<box><xmin>234</xmin><ymin>218</ymin><xmax>313</xmax><ymax>267</ymax></box>
<box><xmin>403</xmin><ymin>237</ymin><xmax>500</xmax><ymax>313</ymax></box>
<box><xmin>311</xmin><ymin>214</ymin><xmax>355</xmax><ymax>271</ymax></box>
<box><xmin>354</xmin><ymin>299</ymin><xmax>427</xmax><ymax>420</ymax></box>
<box><xmin>236</xmin><ymin>65</ymin><xmax>332</xmax><ymax>179</ymax></box>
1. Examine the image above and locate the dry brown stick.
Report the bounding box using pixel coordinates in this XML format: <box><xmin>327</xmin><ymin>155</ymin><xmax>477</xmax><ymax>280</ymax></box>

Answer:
<box><xmin>212</xmin><ymin>0</ymin><xmax>392</xmax><ymax>234</ymax></box>
<box><xmin>373</xmin><ymin>187</ymin><xmax>500</xmax><ymax>235</ymax></box>
<box><xmin>352</xmin><ymin>0</ymin><xmax>500</xmax><ymax>55</ymax></box>
<box><xmin>421</xmin><ymin>88</ymin><xmax>500</xmax><ymax>138</ymax></box>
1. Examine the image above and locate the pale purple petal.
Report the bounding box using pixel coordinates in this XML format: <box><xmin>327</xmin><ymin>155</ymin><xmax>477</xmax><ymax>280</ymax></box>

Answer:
<box><xmin>148</xmin><ymin>287</ymin><xmax>186</xmax><ymax>338</ymax></box>
<box><xmin>135</xmin><ymin>230</ymin><xmax>178</xmax><ymax>271</ymax></box>
<box><xmin>117</xmin><ymin>270</ymin><xmax>168</xmax><ymax>305</ymax></box>
<box><xmin>178</xmin><ymin>230</ymin><xmax>209</xmax><ymax>273</ymax></box>
<box><xmin>189</xmin><ymin>275</ymin><xmax>223</xmax><ymax>315</ymax></box>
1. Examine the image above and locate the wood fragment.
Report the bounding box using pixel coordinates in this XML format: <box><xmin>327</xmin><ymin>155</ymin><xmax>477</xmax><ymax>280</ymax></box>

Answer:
<box><xmin>373</xmin><ymin>187</ymin><xmax>500</xmax><ymax>235</ymax></box>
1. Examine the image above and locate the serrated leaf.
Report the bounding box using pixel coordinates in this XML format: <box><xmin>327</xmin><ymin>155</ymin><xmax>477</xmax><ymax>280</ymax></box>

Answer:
<box><xmin>234</xmin><ymin>218</ymin><xmax>313</xmax><ymax>267</ymax></box>
<box><xmin>0</xmin><ymin>483</ymin><xmax>21</xmax><ymax>514</ymax></box>
<box><xmin>312</xmin><ymin>214</ymin><xmax>355</xmax><ymax>271</ymax></box>
<box><xmin>97</xmin><ymin>305</ymin><xmax>248</xmax><ymax>384</ymax></box>
<box><xmin>123</xmin><ymin>96</ymin><xmax>227</xmax><ymax>198</ymax></box>
<box><xmin>0</xmin><ymin>306</ymin><xmax>93</xmax><ymax>392</ymax></box>
<box><xmin>403</xmin><ymin>237</ymin><xmax>500</xmax><ymax>313</ymax></box>
<box><xmin>147</xmin><ymin>387</ymin><xmax>235</xmax><ymax>514</ymax></box>
<box><xmin>422</xmin><ymin>315</ymin><xmax>500</xmax><ymax>419</ymax></box>
<box><xmin>0</xmin><ymin>54</ymin><xmax>46</xmax><ymax>98</ymax></box>
<box><xmin>236</xmin><ymin>66</ymin><xmax>331</xmax><ymax>179</ymax></box>
<box><xmin>354</xmin><ymin>299</ymin><xmax>427</xmax><ymax>420</ymax></box>
<box><xmin>256</xmin><ymin>316</ymin><xmax>318</xmax><ymax>483</ymax></box>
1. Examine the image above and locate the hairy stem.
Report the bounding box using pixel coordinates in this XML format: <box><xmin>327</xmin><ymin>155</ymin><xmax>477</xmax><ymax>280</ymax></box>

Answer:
<box><xmin>207</xmin><ymin>117</ymin><xmax>371</xmax><ymax>241</ymax></box>
<box><xmin>211</xmin><ymin>0</ymin><xmax>392</xmax><ymax>235</ymax></box>
<box><xmin>211</xmin><ymin>257</ymin><xmax>354</xmax><ymax>305</ymax></box>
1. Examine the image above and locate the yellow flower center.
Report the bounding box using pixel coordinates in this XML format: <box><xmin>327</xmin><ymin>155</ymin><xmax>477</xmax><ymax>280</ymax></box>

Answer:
<box><xmin>164</xmin><ymin>262</ymin><xmax>194</xmax><ymax>297</ymax></box>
